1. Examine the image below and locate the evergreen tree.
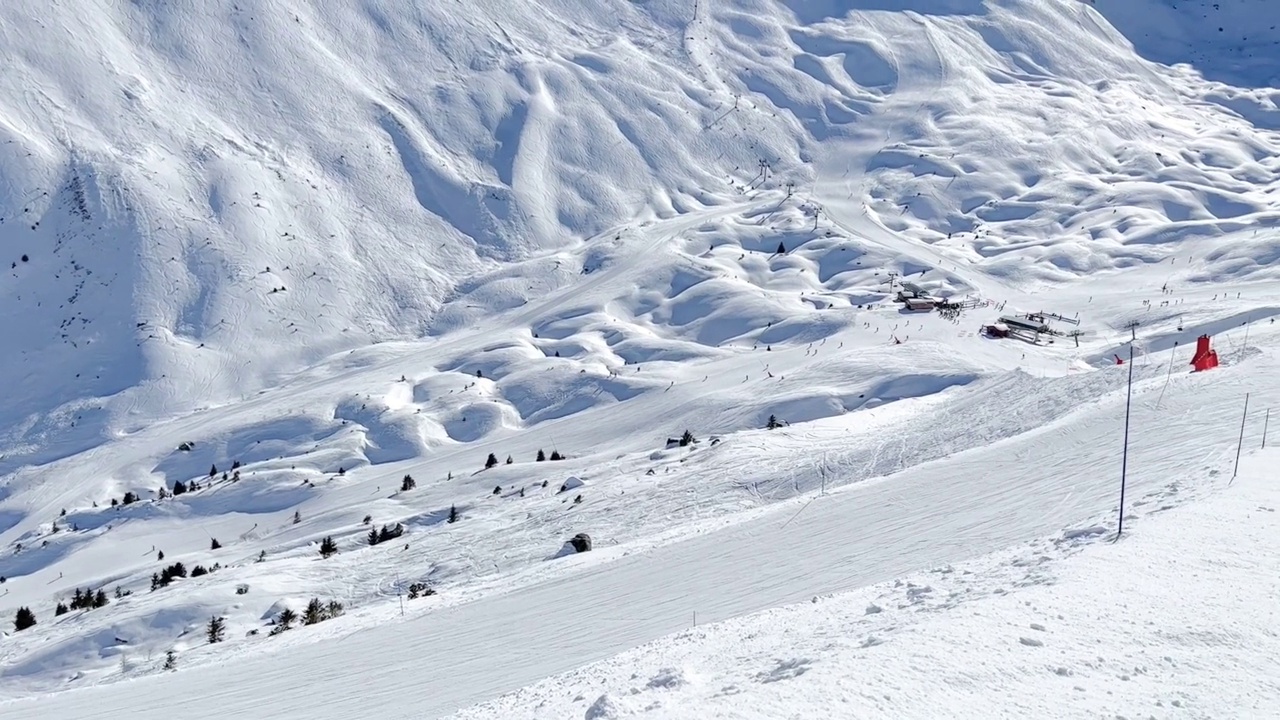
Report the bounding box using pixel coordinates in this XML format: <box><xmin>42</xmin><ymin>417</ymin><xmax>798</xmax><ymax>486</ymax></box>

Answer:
<box><xmin>777</xmin><ymin>241</ymin><xmax>786</xmax><ymax>254</ymax></box>
<box><xmin>679</xmin><ymin>430</ymin><xmax>696</xmax><ymax>447</ymax></box>
<box><xmin>767</xmin><ymin>414</ymin><xmax>783</xmax><ymax>429</ymax></box>
<box><xmin>506</xmin><ymin>455</ymin><xmax>513</xmax><ymax>465</ymax></box>
<box><xmin>448</xmin><ymin>505</ymin><xmax>458</xmax><ymax>523</ymax></box>
<box><xmin>94</xmin><ymin>589</ymin><xmax>108</xmax><ymax>608</ymax></box>
<box><xmin>293</xmin><ymin>510</ymin><xmax>302</xmax><ymax>524</ymax></box>
<box><xmin>210</xmin><ymin>538</ymin><xmax>222</xmax><ymax>550</ymax></box>
<box><xmin>319</xmin><ymin>536</ymin><xmax>338</xmax><ymax>558</ymax></box>
<box><xmin>277</xmin><ymin>607</ymin><xmax>298</xmax><ymax>630</ymax></box>
<box><xmin>485</xmin><ymin>453</ymin><xmax>498</xmax><ymax>469</ymax></box>
<box><xmin>150</xmin><ymin>573</ymin><xmax>161</xmax><ymax>591</ymax></box>
<box><xmin>14</xmin><ymin>606</ymin><xmax>36</xmax><ymax>632</ymax></box>
<box><xmin>326</xmin><ymin>599</ymin><xmax>344</xmax><ymax>619</ymax></box>
<box><xmin>111</xmin><ymin>498</ymin><xmax>118</xmax><ymax>507</ymax></box>
<box><xmin>367</xmin><ymin>527</ymin><xmax>380</xmax><ymax>546</ymax></box>
<box><xmin>400</xmin><ymin>474</ymin><xmax>416</xmax><ymax>492</ymax></box>
<box><xmin>157</xmin><ymin>550</ymin><xmax>164</xmax><ymax>561</ymax></box>
<box><xmin>536</xmin><ymin>449</ymin><xmax>546</xmax><ymax>462</ymax></box>
<box><xmin>493</xmin><ymin>485</ymin><xmax>502</xmax><ymax>495</ymax></box>
<box><xmin>205</xmin><ymin>616</ymin><xmax>225</xmax><ymax>644</ymax></box>
<box><xmin>173</xmin><ymin>480</ymin><xmax>187</xmax><ymax>496</ymax></box>
<box><xmin>256</xmin><ymin>550</ymin><xmax>267</xmax><ymax>563</ymax></box>
<box><xmin>72</xmin><ymin>587</ymin><xmax>85</xmax><ymax>608</ymax></box>
<box><xmin>190</xmin><ymin>565</ymin><xmax>208</xmax><ymax>577</ymax></box>
<box><xmin>303</xmin><ymin>598</ymin><xmax>325</xmax><ymax>626</ymax></box>
<box><xmin>55</xmin><ymin>602</ymin><xmax>69</xmax><ymax>616</ymax></box>
<box><xmin>122</xmin><ymin>492</ymin><xmax>138</xmax><ymax>505</ymax></box>
<box><xmin>163</xmin><ymin>650</ymin><xmax>177</xmax><ymax>671</ymax></box>
<box><xmin>550</xmin><ymin>450</ymin><xmax>564</xmax><ymax>461</ymax></box>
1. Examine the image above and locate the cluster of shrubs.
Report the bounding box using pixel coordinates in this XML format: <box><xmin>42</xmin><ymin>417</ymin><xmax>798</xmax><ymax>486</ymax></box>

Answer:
<box><xmin>151</xmin><ymin>562</ymin><xmax>190</xmax><ymax>590</ymax></box>
<box><xmin>55</xmin><ymin>587</ymin><xmax>109</xmax><ymax>616</ymax></box>
<box><xmin>268</xmin><ymin>598</ymin><xmax>345</xmax><ymax>636</ymax></box>
<box><xmin>486</xmin><ymin>449</ymin><xmax>566</xmax><ymax>469</ymax></box>
<box><xmin>367</xmin><ymin>523</ymin><xmax>405</xmax><ymax>546</ymax></box>
<box><xmin>407</xmin><ymin>582</ymin><xmax>436</xmax><ymax>599</ymax></box>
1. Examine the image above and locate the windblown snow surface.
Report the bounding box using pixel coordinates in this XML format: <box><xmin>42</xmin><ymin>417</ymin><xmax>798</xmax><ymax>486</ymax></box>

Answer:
<box><xmin>1</xmin><ymin>0</ymin><xmax>1279</xmax><ymax>717</ymax></box>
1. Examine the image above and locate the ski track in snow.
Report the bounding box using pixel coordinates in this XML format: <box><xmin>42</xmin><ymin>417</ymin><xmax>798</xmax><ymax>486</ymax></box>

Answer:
<box><xmin>0</xmin><ymin>0</ymin><xmax>1278</xmax><ymax>716</ymax></box>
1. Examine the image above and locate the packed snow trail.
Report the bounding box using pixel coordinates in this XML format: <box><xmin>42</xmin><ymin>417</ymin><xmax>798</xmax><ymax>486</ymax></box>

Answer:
<box><xmin>8</xmin><ymin>351</ymin><xmax>1272</xmax><ymax>719</ymax></box>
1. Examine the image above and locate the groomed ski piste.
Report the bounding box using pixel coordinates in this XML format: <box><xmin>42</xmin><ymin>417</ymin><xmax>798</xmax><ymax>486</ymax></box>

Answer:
<box><xmin>1</xmin><ymin>0</ymin><xmax>1279</xmax><ymax>717</ymax></box>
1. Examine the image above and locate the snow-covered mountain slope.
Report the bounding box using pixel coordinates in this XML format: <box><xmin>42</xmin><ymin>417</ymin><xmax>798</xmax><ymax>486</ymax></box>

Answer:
<box><xmin>8</xmin><ymin>338</ymin><xmax>1280</xmax><ymax>718</ymax></box>
<box><xmin>2</xmin><ymin>0</ymin><xmax>1279</xmax><ymax>715</ymax></box>
<box><xmin>454</xmin><ymin>451</ymin><xmax>1280</xmax><ymax>720</ymax></box>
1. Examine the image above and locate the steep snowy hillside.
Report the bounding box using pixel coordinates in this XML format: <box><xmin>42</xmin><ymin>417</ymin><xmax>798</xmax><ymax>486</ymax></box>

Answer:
<box><xmin>1</xmin><ymin>0</ymin><xmax>1279</xmax><ymax>715</ymax></box>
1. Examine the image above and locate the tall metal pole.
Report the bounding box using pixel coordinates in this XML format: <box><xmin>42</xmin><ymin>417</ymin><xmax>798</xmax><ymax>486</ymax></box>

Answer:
<box><xmin>1116</xmin><ymin>342</ymin><xmax>1135</xmax><ymax>540</ymax></box>
<box><xmin>1233</xmin><ymin>393</ymin><xmax>1250</xmax><ymax>483</ymax></box>
<box><xmin>1263</xmin><ymin>408</ymin><xmax>1270</xmax><ymax>450</ymax></box>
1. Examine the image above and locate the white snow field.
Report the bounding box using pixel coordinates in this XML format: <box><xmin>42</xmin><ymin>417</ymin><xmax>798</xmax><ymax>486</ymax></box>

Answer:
<box><xmin>456</xmin><ymin>451</ymin><xmax>1280</xmax><ymax>720</ymax></box>
<box><xmin>1</xmin><ymin>0</ymin><xmax>1279</xmax><ymax>717</ymax></box>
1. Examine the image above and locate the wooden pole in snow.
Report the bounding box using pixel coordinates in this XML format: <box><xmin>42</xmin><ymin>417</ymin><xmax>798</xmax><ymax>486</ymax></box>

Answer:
<box><xmin>1232</xmin><ymin>393</ymin><xmax>1250</xmax><ymax>484</ymax></box>
<box><xmin>1263</xmin><ymin>408</ymin><xmax>1270</xmax><ymax>450</ymax></box>
<box><xmin>1116</xmin><ymin>342</ymin><xmax>1135</xmax><ymax>540</ymax></box>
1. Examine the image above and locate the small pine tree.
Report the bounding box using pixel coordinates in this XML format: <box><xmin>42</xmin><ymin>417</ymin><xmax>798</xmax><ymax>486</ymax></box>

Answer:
<box><xmin>163</xmin><ymin>650</ymin><xmax>177</xmax><ymax>671</ymax></box>
<box><xmin>550</xmin><ymin>450</ymin><xmax>564</xmax><ymax>461</ymax></box>
<box><xmin>190</xmin><ymin>565</ymin><xmax>208</xmax><ymax>577</ymax></box>
<box><xmin>122</xmin><ymin>492</ymin><xmax>138</xmax><ymax>505</ymax></box>
<box><xmin>319</xmin><ymin>536</ymin><xmax>338</xmax><ymax>558</ymax></box>
<box><xmin>493</xmin><ymin>485</ymin><xmax>502</xmax><ymax>495</ymax></box>
<box><xmin>767</xmin><ymin>414</ymin><xmax>783</xmax><ymax>429</ymax></box>
<box><xmin>173</xmin><ymin>480</ymin><xmax>187</xmax><ymax>496</ymax></box>
<box><xmin>111</xmin><ymin>498</ymin><xmax>119</xmax><ymax>507</ymax></box>
<box><xmin>326</xmin><ymin>599</ymin><xmax>344</xmax><ymax>619</ymax></box>
<box><xmin>367</xmin><ymin>527</ymin><xmax>380</xmax><ymax>546</ymax></box>
<box><xmin>448</xmin><ymin>505</ymin><xmax>458</xmax><ymax>523</ymax></box>
<box><xmin>505</xmin><ymin>455</ymin><xmax>513</xmax><ymax>465</ymax></box>
<box><xmin>574</xmin><ymin>494</ymin><xmax>583</xmax><ymax>504</ymax></box>
<box><xmin>256</xmin><ymin>550</ymin><xmax>267</xmax><ymax>563</ymax></box>
<box><xmin>206</xmin><ymin>616</ymin><xmax>226</xmax><ymax>644</ymax></box>
<box><xmin>278</xmin><ymin>607</ymin><xmax>298</xmax><ymax>630</ymax></box>
<box><xmin>14</xmin><ymin>606</ymin><xmax>36</xmax><ymax>632</ymax></box>
<box><xmin>362</xmin><ymin>514</ymin><xmax>372</xmax><ymax>525</ymax></box>
<box><xmin>303</xmin><ymin>598</ymin><xmax>325</xmax><ymax>626</ymax></box>
<box><xmin>210</xmin><ymin>538</ymin><xmax>222</xmax><ymax>550</ymax></box>
<box><xmin>337</xmin><ymin>466</ymin><xmax>345</xmax><ymax>476</ymax></box>
<box><xmin>150</xmin><ymin>573</ymin><xmax>161</xmax><ymax>591</ymax></box>
<box><xmin>55</xmin><ymin>602</ymin><xmax>69</xmax><ymax>616</ymax></box>
<box><xmin>536</xmin><ymin>449</ymin><xmax>546</xmax><ymax>462</ymax></box>
<box><xmin>485</xmin><ymin>453</ymin><xmax>498</xmax><ymax>469</ymax></box>
<box><xmin>400</xmin><ymin>474</ymin><xmax>415</xmax><ymax>492</ymax></box>
<box><xmin>679</xmin><ymin>430</ymin><xmax>696</xmax><ymax>447</ymax></box>
<box><xmin>209</xmin><ymin>464</ymin><xmax>218</xmax><ymax>477</ymax></box>
<box><xmin>94</xmin><ymin>589</ymin><xmax>108</xmax><ymax>608</ymax></box>
<box><xmin>777</xmin><ymin>241</ymin><xmax>786</xmax><ymax>254</ymax></box>
<box><xmin>157</xmin><ymin>550</ymin><xmax>165</xmax><ymax>561</ymax></box>
<box><xmin>158</xmin><ymin>486</ymin><xmax>170</xmax><ymax>500</ymax></box>
<box><xmin>293</xmin><ymin>510</ymin><xmax>302</xmax><ymax>524</ymax></box>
